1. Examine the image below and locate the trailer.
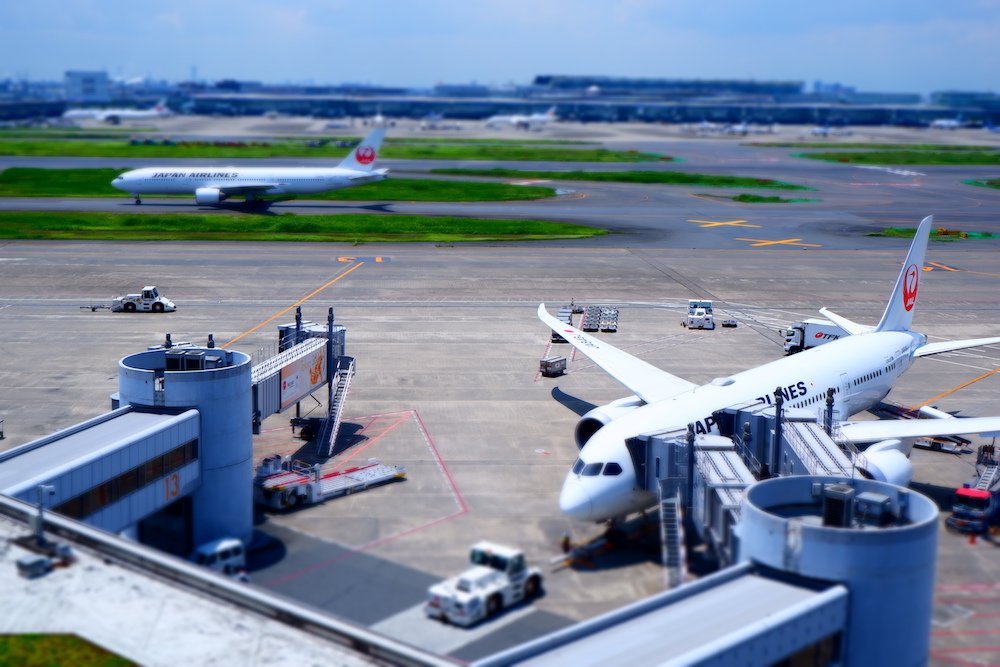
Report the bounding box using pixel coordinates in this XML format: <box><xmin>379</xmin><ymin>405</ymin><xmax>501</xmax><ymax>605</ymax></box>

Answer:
<box><xmin>253</xmin><ymin>455</ymin><xmax>406</xmax><ymax>509</ymax></box>
<box><xmin>782</xmin><ymin>318</ymin><xmax>846</xmax><ymax>354</ymax></box>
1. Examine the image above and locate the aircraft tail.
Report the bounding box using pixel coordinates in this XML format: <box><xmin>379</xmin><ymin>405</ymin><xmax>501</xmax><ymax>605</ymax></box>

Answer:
<box><xmin>338</xmin><ymin>128</ymin><xmax>386</xmax><ymax>172</ymax></box>
<box><xmin>874</xmin><ymin>215</ymin><xmax>933</xmax><ymax>332</ymax></box>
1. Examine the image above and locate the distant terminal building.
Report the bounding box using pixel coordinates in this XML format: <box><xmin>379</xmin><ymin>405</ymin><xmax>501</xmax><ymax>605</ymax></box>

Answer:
<box><xmin>65</xmin><ymin>70</ymin><xmax>110</xmax><ymax>104</ymax></box>
<box><xmin>530</xmin><ymin>75</ymin><xmax>805</xmax><ymax>101</ymax></box>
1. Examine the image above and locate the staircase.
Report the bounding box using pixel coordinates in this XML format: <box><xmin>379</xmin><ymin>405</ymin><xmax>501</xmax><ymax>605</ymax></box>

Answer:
<box><xmin>316</xmin><ymin>356</ymin><xmax>356</xmax><ymax>457</ymax></box>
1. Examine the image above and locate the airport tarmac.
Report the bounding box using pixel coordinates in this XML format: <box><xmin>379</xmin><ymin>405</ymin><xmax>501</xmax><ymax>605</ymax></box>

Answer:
<box><xmin>1</xmin><ymin>237</ymin><xmax>1000</xmax><ymax>662</ymax></box>
<box><xmin>1</xmin><ymin>123</ymin><xmax>1000</xmax><ymax>661</ymax></box>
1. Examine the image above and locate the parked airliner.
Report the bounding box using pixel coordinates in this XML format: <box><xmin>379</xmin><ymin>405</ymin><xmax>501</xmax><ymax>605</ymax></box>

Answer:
<box><xmin>111</xmin><ymin>128</ymin><xmax>387</xmax><ymax>205</ymax></box>
<box><xmin>539</xmin><ymin>216</ymin><xmax>1000</xmax><ymax>523</ymax></box>
<box><xmin>63</xmin><ymin>98</ymin><xmax>171</xmax><ymax>124</ymax></box>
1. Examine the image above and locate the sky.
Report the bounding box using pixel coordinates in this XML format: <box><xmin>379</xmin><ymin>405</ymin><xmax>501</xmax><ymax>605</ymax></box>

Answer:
<box><xmin>2</xmin><ymin>0</ymin><xmax>999</xmax><ymax>95</ymax></box>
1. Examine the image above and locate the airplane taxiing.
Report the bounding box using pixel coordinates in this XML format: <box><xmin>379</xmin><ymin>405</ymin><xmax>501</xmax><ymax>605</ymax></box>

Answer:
<box><xmin>111</xmin><ymin>128</ymin><xmax>388</xmax><ymax>205</ymax></box>
<box><xmin>540</xmin><ymin>216</ymin><xmax>1000</xmax><ymax>523</ymax></box>
<box><xmin>63</xmin><ymin>98</ymin><xmax>171</xmax><ymax>125</ymax></box>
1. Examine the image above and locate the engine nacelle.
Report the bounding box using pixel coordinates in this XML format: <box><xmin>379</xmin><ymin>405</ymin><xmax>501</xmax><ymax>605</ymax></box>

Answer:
<box><xmin>195</xmin><ymin>187</ymin><xmax>228</xmax><ymax>205</ymax></box>
<box><xmin>855</xmin><ymin>439</ymin><xmax>913</xmax><ymax>487</ymax></box>
<box><xmin>574</xmin><ymin>395</ymin><xmax>645</xmax><ymax>448</ymax></box>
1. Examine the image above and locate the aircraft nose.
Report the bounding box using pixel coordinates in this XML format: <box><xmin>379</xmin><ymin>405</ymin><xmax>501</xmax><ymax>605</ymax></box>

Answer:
<box><xmin>559</xmin><ymin>478</ymin><xmax>593</xmax><ymax>521</ymax></box>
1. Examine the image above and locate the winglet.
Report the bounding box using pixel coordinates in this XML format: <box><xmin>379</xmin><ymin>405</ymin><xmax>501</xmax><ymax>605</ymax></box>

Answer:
<box><xmin>338</xmin><ymin>128</ymin><xmax>386</xmax><ymax>172</ymax></box>
<box><xmin>874</xmin><ymin>215</ymin><xmax>933</xmax><ymax>333</ymax></box>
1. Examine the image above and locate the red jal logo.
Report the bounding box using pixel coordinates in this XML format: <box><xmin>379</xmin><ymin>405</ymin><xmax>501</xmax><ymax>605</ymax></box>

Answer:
<box><xmin>356</xmin><ymin>146</ymin><xmax>376</xmax><ymax>164</ymax></box>
<box><xmin>902</xmin><ymin>263</ymin><xmax>919</xmax><ymax>311</ymax></box>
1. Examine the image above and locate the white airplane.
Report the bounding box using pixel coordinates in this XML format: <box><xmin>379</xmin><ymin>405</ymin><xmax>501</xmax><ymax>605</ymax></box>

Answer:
<box><xmin>485</xmin><ymin>106</ymin><xmax>557</xmax><ymax>130</ymax></box>
<box><xmin>63</xmin><ymin>98</ymin><xmax>171</xmax><ymax>125</ymax></box>
<box><xmin>111</xmin><ymin>128</ymin><xmax>388</xmax><ymax>205</ymax></box>
<box><xmin>930</xmin><ymin>116</ymin><xmax>964</xmax><ymax>130</ymax></box>
<box><xmin>539</xmin><ymin>215</ymin><xmax>1000</xmax><ymax>523</ymax></box>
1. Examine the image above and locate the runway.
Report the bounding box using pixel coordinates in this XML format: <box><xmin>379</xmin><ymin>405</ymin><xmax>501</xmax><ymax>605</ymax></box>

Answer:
<box><xmin>3</xmin><ymin>125</ymin><xmax>1000</xmax><ymax>250</ymax></box>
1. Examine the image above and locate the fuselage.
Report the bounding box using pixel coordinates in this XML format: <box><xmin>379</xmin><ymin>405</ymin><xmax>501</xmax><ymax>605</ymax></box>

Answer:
<box><xmin>560</xmin><ymin>330</ymin><xmax>925</xmax><ymax>522</ymax></box>
<box><xmin>111</xmin><ymin>166</ymin><xmax>383</xmax><ymax>197</ymax></box>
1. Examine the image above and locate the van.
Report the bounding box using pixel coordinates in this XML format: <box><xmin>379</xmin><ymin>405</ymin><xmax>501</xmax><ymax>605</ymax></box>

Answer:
<box><xmin>191</xmin><ymin>537</ymin><xmax>248</xmax><ymax>581</ymax></box>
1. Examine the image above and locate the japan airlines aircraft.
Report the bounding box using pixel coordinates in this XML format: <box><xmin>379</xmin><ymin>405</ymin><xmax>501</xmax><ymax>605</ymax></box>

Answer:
<box><xmin>485</xmin><ymin>106</ymin><xmax>557</xmax><ymax>129</ymax></box>
<box><xmin>111</xmin><ymin>128</ymin><xmax>388</xmax><ymax>205</ymax></box>
<box><xmin>63</xmin><ymin>98</ymin><xmax>171</xmax><ymax>124</ymax></box>
<box><xmin>539</xmin><ymin>216</ymin><xmax>1000</xmax><ymax>523</ymax></box>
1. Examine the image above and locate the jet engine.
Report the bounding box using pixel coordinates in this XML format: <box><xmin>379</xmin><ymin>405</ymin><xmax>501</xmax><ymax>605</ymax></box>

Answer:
<box><xmin>854</xmin><ymin>439</ymin><xmax>913</xmax><ymax>487</ymax></box>
<box><xmin>195</xmin><ymin>187</ymin><xmax>229</xmax><ymax>205</ymax></box>
<box><xmin>575</xmin><ymin>396</ymin><xmax>645</xmax><ymax>448</ymax></box>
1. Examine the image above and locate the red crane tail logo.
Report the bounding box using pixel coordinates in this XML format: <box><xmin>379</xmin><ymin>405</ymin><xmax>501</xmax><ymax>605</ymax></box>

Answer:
<box><xmin>356</xmin><ymin>146</ymin><xmax>376</xmax><ymax>165</ymax></box>
<box><xmin>902</xmin><ymin>263</ymin><xmax>919</xmax><ymax>311</ymax></box>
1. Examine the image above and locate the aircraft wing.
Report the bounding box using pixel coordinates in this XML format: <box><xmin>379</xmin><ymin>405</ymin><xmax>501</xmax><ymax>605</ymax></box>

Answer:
<box><xmin>913</xmin><ymin>336</ymin><xmax>1000</xmax><ymax>357</ymax></box>
<box><xmin>839</xmin><ymin>416</ymin><xmax>1000</xmax><ymax>443</ymax></box>
<box><xmin>537</xmin><ymin>304</ymin><xmax>696</xmax><ymax>403</ymax></box>
<box><xmin>349</xmin><ymin>168</ymin><xmax>388</xmax><ymax>180</ymax></box>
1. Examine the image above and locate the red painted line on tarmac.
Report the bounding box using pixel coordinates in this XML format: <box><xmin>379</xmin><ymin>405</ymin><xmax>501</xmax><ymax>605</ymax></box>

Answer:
<box><xmin>928</xmin><ymin>647</ymin><xmax>1000</xmax><ymax>667</ymax></box>
<box><xmin>262</xmin><ymin>408</ymin><xmax>468</xmax><ymax>588</ymax></box>
<box><xmin>939</xmin><ymin>583</ymin><xmax>1000</xmax><ymax>592</ymax></box>
<box><xmin>936</xmin><ymin>598</ymin><xmax>1000</xmax><ymax>605</ymax></box>
<box><xmin>934</xmin><ymin>629</ymin><xmax>1000</xmax><ymax>637</ymax></box>
<box><xmin>331</xmin><ymin>412</ymin><xmax>410</xmax><ymax>468</ymax></box>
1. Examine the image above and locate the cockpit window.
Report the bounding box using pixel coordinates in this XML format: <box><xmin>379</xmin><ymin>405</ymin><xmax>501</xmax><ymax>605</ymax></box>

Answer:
<box><xmin>581</xmin><ymin>462</ymin><xmax>603</xmax><ymax>476</ymax></box>
<box><xmin>572</xmin><ymin>459</ymin><xmax>584</xmax><ymax>475</ymax></box>
<box><xmin>603</xmin><ymin>462</ymin><xmax>623</xmax><ymax>476</ymax></box>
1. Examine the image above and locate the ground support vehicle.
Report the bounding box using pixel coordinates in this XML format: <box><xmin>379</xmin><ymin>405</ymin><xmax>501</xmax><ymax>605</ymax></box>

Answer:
<box><xmin>947</xmin><ymin>445</ymin><xmax>1000</xmax><ymax>535</ymax></box>
<box><xmin>253</xmin><ymin>455</ymin><xmax>406</xmax><ymax>509</ymax></box>
<box><xmin>111</xmin><ymin>286</ymin><xmax>176</xmax><ymax>313</ymax></box>
<box><xmin>782</xmin><ymin>318</ymin><xmax>846</xmax><ymax>354</ymax></box>
<box><xmin>192</xmin><ymin>537</ymin><xmax>249</xmax><ymax>581</ymax></box>
<box><xmin>424</xmin><ymin>541</ymin><xmax>543</xmax><ymax>627</ymax></box>
<box><xmin>683</xmin><ymin>300</ymin><xmax>715</xmax><ymax>330</ymax></box>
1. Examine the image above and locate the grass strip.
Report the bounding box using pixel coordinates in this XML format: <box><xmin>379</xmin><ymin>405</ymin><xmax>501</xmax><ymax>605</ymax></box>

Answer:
<box><xmin>866</xmin><ymin>227</ymin><xmax>997</xmax><ymax>240</ymax></box>
<box><xmin>0</xmin><ymin>212</ymin><xmax>607</xmax><ymax>243</ymax></box>
<box><xmin>697</xmin><ymin>193</ymin><xmax>820</xmax><ymax>203</ymax></box>
<box><xmin>0</xmin><ymin>140</ymin><xmax>665</xmax><ymax>162</ymax></box>
<box><xmin>431</xmin><ymin>168</ymin><xmax>811</xmax><ymax>190</ymax></box>
<box><xmin>964</xmin><ymin>179</ymin><xmax>1000</xmax><ymax>189</ymax></box>
<box><xmin>795</xmin><ymin>151</ymin><xmax>1000</xmax><ymax>165</ymax></box>
<box><xmin>0</xmin><ymin>169</ymin><xmax>557</xmax><ymax>201</ymax></box>
<box><xmin>747</xmin><ymin>142</ymin><xmax>995</xmax><ymax>151</ymax></box>
<box><xmin>0</xmin><ymin>634</ymin><xmax>134</xmax><ymax>666</ymax></box>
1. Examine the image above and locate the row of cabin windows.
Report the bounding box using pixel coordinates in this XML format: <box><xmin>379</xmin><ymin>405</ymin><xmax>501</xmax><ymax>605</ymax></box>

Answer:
<box><xmin>53</xmin><ymin>439</ymin><xmax>199</xmax><ymax>521</ymax></box>
<box><xmin>572</xmin><ymin>459</ymin><xmax>623</xmax><ymax>477</ymax></box>
<box><xmin>853</xmin><ymin>368</ymin><xmax>884</xmax><ymax>387</ymax></box>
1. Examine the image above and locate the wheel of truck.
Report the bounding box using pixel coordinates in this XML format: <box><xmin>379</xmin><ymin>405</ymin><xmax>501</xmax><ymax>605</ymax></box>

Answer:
<box><xmin>152</xmin><ymin>302</ymin><xmax>164</xmax><ymax>313</ymax></box>
<box><xmin>124</xmin><ymin>302</ymin><xmax>136</xmax><ymax>312</ymax></box>
<box><xmin>486</xmin><ymin>594</ymin><xmax>503</xmax><ymax>618</ymax></box>
<box><xmin>524</xmin><ymin>575</ymin><xmax>541</xmax><ymax>600</ymax></box>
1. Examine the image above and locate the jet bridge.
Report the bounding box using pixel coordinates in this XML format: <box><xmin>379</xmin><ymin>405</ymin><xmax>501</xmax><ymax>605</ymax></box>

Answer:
<box><xmin>250</xmin><ymin>307</ymin><xmax>351</xmax><ymax>456</ymax></box>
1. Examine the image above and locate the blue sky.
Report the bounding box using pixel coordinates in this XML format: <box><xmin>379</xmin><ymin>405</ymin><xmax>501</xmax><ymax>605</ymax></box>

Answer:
<box><xmin>2</xmin><ymin>0</ymin><xmax>999</xmax><ymax>94</ymax></box>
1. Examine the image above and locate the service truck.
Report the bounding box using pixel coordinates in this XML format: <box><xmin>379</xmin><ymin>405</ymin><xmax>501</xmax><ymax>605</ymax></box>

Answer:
<box><xmin>782</xmin><ymin>318</ymin><xmax>847</xmax><ymax>354</ymax></box>
<box><xmin>111</xmin><ymin>286</ymin><xmax>176</xmax><ymax>313</ymax></box>
<box><xmin>946</xmin><ymin>445</ymin><xmax>1000</xmax><ymax>535</ymax></box>
<box><xmin>684</xmin><ymin>300</ymin><xmax>715</xmax><ymax>330</ymax></box>
<box><xmin>424</xmin><ymin>541</ymin><xmax>543</xmax><ymax>627</ymax></box>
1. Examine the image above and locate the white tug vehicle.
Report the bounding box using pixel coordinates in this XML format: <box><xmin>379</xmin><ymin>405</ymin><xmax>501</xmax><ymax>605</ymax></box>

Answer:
<box><xmin>111</xmin><ymin>286</ymin><xmax>176</xmax><ymax>313</ymax></box>
<box><xmin>424</xmin><ymin>542</ymin><xmax>543</xmax><ymax>627</ymax></box>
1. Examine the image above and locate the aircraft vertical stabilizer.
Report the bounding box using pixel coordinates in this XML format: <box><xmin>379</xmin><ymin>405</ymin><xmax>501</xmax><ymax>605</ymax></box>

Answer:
<box><xmin>874</xmin><ymin>215</ymin><xmax>933</xmax><ymax>333</ymax></box>
<box><xmin>338</xmin><ymin>128</ymin><xmax>386</xmax><ymax>172</ymax></box>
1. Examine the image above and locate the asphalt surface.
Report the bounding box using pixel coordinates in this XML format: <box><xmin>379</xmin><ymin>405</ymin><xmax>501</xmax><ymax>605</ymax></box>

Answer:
<box><xmin>1</xmin><ymin>120</ymin><xmax>1000</xmax><ymax>661</ymax></box>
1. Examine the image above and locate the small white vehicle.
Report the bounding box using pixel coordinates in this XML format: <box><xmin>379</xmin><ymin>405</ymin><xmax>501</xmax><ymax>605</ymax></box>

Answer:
<box><xmin>191</xmin><ymin>537</ymin><xmax>249</xmax><ymax>582</ymax></box>
<box><xmin>684</xmin><ymin>299</ymin><xmax>715</xmax><ymax>330</ymax></box>
<box><xmin>112</xmin><ymin>286</ymin><xmax>176</xmax><ymax>313</ymax></box>
<box><xmin>424</xmin><ymin>541</ymin><xmax>543</xmax><ymax>627</ymax></box>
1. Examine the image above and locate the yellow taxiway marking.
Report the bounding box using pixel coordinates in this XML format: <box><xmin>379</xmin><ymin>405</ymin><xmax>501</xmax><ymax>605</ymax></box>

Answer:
<box><xmin>915</xmin><ymin>367</ymin><xmax>1000</xmax><ymax>409</ymax></box>
<box><xmin>735</xmin><ymin>237</ymin><xmax>822</xmax><ymax>248</ymax></box>
<box><xmin>222</xmin><ymin>261</ymin><xmax>366</xmax><ymax>348</ymax></box>
<box><xmin>690</xmin><ymin>219</ymin><xmax>761</xmax><ymax>228</ymax></box>
<box><xmin>926</xmin><ymin>261</ymin><xmax>961</xmax><ymax>272</ymax></box>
